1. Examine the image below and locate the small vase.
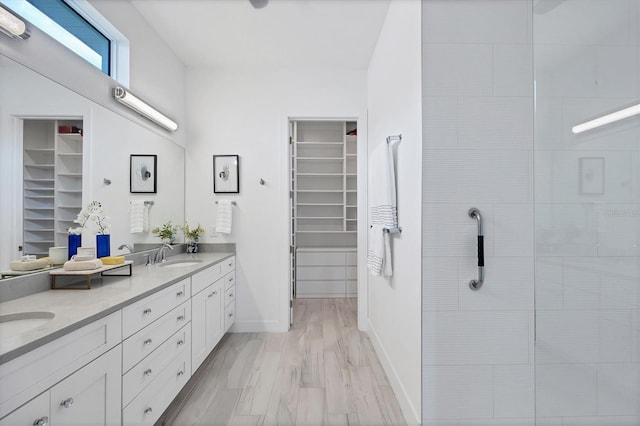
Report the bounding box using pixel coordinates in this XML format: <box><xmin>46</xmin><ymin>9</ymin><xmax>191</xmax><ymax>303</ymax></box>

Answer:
<box><xmin>96</xmin><ymin>234</ymin><xmax>111</xmax><ymax>258</ymax></box>
<box><xmin>68</xmin><ymin>234</ymin><xmax>81</xmax><ymax>260</ymax></box>
<box><xmin>187</xmin><ymin>240</ymin><xmax>198</xmax><ymax>254</ymax></box>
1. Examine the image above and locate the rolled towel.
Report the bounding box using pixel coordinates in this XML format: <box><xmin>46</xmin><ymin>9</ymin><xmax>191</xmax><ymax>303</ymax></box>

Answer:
<box><xmin>10</xmin><ymin>259</ymin><xmax>49</xmax><ymax>272</ymax></box>
<box><xmin>63</xmin><ymin>259</ymin><xmax>103</xmax><ymax>271</ymax></box>
<box><xmin>130</xmin><ymin>200</ymin><xmax>149</xmax><ymax>233</ymax></box>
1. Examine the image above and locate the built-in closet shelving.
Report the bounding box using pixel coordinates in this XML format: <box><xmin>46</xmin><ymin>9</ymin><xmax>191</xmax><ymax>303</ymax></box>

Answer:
<box><xmin>23</xmin><ymin>119</ymin><xmax>83</xmax><ymax>256</ymax></box>
<box><xmin>291</xmin><ymin>120</ymin><xmax>357</xmax><ymax>298</ymax></box>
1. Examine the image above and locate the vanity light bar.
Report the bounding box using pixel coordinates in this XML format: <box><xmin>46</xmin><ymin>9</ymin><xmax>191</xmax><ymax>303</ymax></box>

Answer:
<box><xmin>0</xmin><ymin>5</ymin><xmax>29</xmax><ymax>39</ymax></box>
<box><xmin>113</xmin><ymin>87</ymin><xmax>178</xmax><ymax>132</ymax></box>
<box><xmin>572</xmin><ymin>103</ymin><xmax>640</xmax><ymax>134</ymax></box>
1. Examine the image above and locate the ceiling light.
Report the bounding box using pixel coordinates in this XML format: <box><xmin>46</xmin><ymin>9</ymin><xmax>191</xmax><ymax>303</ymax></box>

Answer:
<box><xmin>113</xmin><ymin>87</ymin><xmax>178</xmax><ymax>132</ymax></box>
<box><xmin>0</xmin><ymin>5</ymin><xmax>29</xmax><ymax>39</ymax></box>
<box><xmin>572</xmin><ymin>103</ymin><xmax>640</xmax><ymax>134</ymax></box>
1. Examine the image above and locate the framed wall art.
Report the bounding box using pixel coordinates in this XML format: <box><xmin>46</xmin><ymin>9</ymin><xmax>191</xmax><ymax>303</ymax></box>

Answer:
<box><xmin>213</xmin><ymin>154</ymin><xmax>239</xmax><ymax>193</ymax></box>
<box><xmin>130</xmin><ymin>154</ymin><xmax>157</xmax><ymax>193</ymax></box>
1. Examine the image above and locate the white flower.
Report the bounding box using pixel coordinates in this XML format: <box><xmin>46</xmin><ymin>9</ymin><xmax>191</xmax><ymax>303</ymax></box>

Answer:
<box><xmin>70</xmin><ymin>201</ymin><xmax>111</xmax><ymax>234</ymax></box>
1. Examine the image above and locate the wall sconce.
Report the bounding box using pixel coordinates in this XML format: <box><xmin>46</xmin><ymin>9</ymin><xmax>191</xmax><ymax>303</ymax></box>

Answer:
<box><xmin>0</xmin><ymin>5</ymin><xmax>29</xmax><ymax>40</ymax></box>
<box><xmin>113</xmin><ymin>87</ymin><xmax>178</xmax><ymax>132</ymax></box>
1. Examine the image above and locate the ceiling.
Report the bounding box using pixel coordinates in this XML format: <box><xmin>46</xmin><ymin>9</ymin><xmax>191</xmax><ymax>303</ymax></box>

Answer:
<box><xmin>130</xmin><ymin>0</ymin><xmax>391</xmax><ymax>70</ymax></box>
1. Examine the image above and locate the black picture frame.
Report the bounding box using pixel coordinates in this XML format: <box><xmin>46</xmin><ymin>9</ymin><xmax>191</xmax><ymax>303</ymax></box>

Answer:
<box><xmin>130</xmin><ymin>154</ymin><xmax>157</xmax><ymax>193</ymax></box>
<box><xmin>213</xmin><ymin>155</ymin><xmax>240</xmax><ymax>193</ymax></box>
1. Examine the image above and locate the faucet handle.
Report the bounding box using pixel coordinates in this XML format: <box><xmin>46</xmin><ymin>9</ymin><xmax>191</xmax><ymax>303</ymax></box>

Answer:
<box><xmin>144</xmin><ymin>254</ymin><xmax>151</xmax><ymax>265</ymax></box>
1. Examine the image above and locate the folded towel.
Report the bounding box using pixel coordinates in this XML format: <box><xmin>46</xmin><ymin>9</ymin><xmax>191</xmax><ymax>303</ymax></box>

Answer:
<box><xmin>367</xmin><ymin>141</ymin><xmax>398</xmax><ymax>277</ymax></box>
<box><xmin>101</xmin><ymin>256</ymin><xmax>125</xmax><ymax>265</ymax></box>
<box><xmin>216</xmin><ymin>200</ymin><xmax>233</xmax><ymax>234</ymax></box>
<box><xmin>10</xmin><ymin>258</ymin><xmax>49</xmax><ymax>271</ymax></box>
<box><xmin>63</xmin><ymin>259</ymin><xmax>103</xmax><ymax>271</ymax></box>
<box><xmin>130</xmin><ymin>200</ymin><xmax>150</xmax><ymax>233</ymax></box>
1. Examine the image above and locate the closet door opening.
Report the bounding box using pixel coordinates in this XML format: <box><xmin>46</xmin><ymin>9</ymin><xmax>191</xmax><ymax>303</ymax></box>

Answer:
<box><xmin>289</xmin><ymin>119</ymin><xmax>358</xmax><ymax>325</ymax></box>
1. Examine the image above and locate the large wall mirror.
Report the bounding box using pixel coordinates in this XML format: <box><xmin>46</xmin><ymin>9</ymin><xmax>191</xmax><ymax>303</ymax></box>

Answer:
<box><xmin>0</xmin><ymin>54</ymin><xmax>185</xmax><ymax>276</ymax></box>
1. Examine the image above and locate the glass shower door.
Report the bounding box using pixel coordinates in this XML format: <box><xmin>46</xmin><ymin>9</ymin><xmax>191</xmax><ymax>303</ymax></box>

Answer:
<box><xmin>534</xmin><ymin>0</ymin><xmax>640</xmax><ymax>424</ymax></box>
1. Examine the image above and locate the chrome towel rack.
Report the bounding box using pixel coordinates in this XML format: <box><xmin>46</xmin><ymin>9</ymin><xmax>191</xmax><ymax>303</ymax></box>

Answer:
<box><xmin>144</xmin><ymin>201</ymin><xmax>154</xmax><ymax>206</ymax></box>
<box><xmin>386</xmin><ymin>134</ymin><xmax>402</xmax><ymax>144</ymax></box>
<box><xmin>468</xmin><ymin>207</ymin><xmax>484</xmax><ymax>290</ymax></box>
<box><xmin>215</xmin><ymin>201</ymin><xmax>237</xmax><ymax>205</ymax></box>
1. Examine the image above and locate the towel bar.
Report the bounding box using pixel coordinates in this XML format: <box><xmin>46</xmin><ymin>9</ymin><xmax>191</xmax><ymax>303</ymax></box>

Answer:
<box><xmin>386</xmin><ymin>134</ymin><xmax>402</xmax><ymax>144</ymax></box>
<box><xmin>384</xmin><ymin>227</ymin><xmax>402</xmax><ymax>234</ymax></box>
<box><xmin>144</xmin><ymin>201</ymin><xmax>154</xmax><ymax>206</ymax></box>
<box><xmin>215</xmin><ymin>201</ymin><xmax>237</xmax><ymax>205</ymax></box>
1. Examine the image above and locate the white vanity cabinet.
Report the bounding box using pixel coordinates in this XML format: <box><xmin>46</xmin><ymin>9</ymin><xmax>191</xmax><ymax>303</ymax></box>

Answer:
<box><xmin>191</xmin><ymin>256</ymin><xmax>235</xmax><ymax>372</ymax></box>
<box><xmin>0</xmin><ymin>312</ymin><xmax>122</xmax><ymax>425</ymax></box>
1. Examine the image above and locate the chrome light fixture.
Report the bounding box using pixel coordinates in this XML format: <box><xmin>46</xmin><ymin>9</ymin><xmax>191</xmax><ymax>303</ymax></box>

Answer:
<box><xmin>0</xmin><ymin>5</ymin><xmax>29</xmax><ymax>39</ymax></box>
<box><xmin>113</xmin><ymin>87</ymin><xmax>178</xmax><ymax>132</ymax></box>
<box><xmin>572</xmin><ymin>103</ymin><xmax>640</xmax><ymax>134</ymax></box>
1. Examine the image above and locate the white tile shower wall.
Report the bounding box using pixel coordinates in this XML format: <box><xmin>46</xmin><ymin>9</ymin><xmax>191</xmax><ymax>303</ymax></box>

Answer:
<box><xmin>422</xmin><ymin>1</ymin><xmax>535</xmax><ymax>424</ymax></box>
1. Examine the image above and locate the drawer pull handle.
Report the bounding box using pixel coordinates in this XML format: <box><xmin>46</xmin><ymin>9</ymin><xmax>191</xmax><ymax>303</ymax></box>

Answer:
<box><xmin>144</xmin><ymin>407</ymin><xmax>153</xmax><ymax>415</ymax></box>
<box><xmin>177</xmin><ymin>315</ymin><xmax>185</xmax><ymax>321</ymax></box>
<box><xmin>177</xmin><ymin>370</ymin><xmax>185</xmax><ymax>377</ymax></box>
<box><xmin>229</xmin><ymin>293</ymin><xmax>233</xmax><ymax>297</ymax></box>
<box><xmin>33</xmin><ymin>416</ymin><xmax>49</xmax><ymax>426</ymax></box>
<box><xmin>208</xmin><ymin>291</ymin><xmax>218</xmax><ymax>298</ymax></box>
<box><xmin>177</xmin><ymin>340</ymin><xmax>185</xmax><ymax>346</ymax></box>
<box><xmin>228</xmin><ymin>262</ymin><xmax>233</xmax><ymax>266</ymax></box>
<box><xmin>144</xmin><ymin>368</ymin><xmax>153</xmax><ymax>376</ymax></box>
<box><xmin>228</xmin><ymin>312</ymin><xmax>233</xmax><ymax>317</ymax></box>
<box><xmin>228</xmin><ymin>277</ymin><xmax>233</xmax><ymax>282</ymax></box>
<box><xmin>60</xmin><ymin>398</ymin><xmax>74</xmax><ymax>408</ymax></box>
<box><xmin>143</xmin><ymin>308</ymin><xmax>152</xmax><ymax>315</ymax></box>
<box><xmin>144</xmin><ymin>338</ymin><xmax>153</xmax><ymax>346</ymax></box>
<box><xmin>177</xmin><ymin>291</ymin><xmax>184</xmax><ymax>297</ymax></box>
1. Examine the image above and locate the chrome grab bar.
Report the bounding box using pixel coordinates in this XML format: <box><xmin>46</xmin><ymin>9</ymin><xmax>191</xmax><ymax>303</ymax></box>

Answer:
<box><xmin>468</xmin><ymin>208</ymin><xmax>484</xmax><ymax>290</ymax></box>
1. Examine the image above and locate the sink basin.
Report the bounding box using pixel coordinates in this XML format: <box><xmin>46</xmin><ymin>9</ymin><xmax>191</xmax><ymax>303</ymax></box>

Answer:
<box><xmin>160</xmin><ymin>259</ymin><xmax>203</xmax><ymax>268</ymax></box>
<box><xmin>0</xmin><ymin>312</ymin><xmax>55</xmax><ymax>338</ymax></box>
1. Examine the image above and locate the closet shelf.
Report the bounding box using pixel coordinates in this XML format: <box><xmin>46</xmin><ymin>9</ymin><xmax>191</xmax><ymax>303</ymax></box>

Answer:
<box><xmin>296</xmin><ymin>157</ymin><xmax>344</xmax><ymax>161</ymax></box>
<box><xmin>295</xmin><ymin>141</ymin><xmax>343</xmax><ymax>145</ymax></box>
<box><xmin>57</xmin><ymin>173</ymin><xmax>82</xmax><ymax>177</ymax></box>
<box><xmin>297</xmin><ymin>216</ymin><xmax>343</xmax><ymax>220</ymax></box>
<box><xmin>297</xmin><ymin>173</ymin><xmax>344</xmax><ymax>176</ymax></box>
<box><xmin>25</xmin><ymin>228</ymin><xmax>55</xmax><ymax>232</ymax></box>
<box><xmin>297</xmin><ymin>203</ymin><xmax>343</xmax><ymax>206</ymax></box>
<box><xmin>24</xmin><ymin>164</ymin><xmax>54</xmax><ymax>168</ymax></box>
<box><xmin>25</xmin><ymin>148</ymin><xmax>55</xmax><ymax>153</ymax></box>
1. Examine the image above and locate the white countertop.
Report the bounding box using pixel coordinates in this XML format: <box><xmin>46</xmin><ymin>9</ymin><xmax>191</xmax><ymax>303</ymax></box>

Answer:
<box><xmin>0</xmin><ymin>252</ymin><xmax>234</xmax><ymax>365</ymax></box>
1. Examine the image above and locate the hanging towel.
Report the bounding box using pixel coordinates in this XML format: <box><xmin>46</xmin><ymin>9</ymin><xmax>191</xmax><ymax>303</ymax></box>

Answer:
<box><xmin>216</xmin><ymin>200</ymin><xmax>233</xmax><ymax>234</ymax></box>
<box><xmin>367</xmin><ymin>141</ymin><xmax>397</xmax><ymax>277</ymax></box>
<box><xmin>130</xmin><ymin>200</ymin><xmax>149</xmax><ymax>233</ymax></box>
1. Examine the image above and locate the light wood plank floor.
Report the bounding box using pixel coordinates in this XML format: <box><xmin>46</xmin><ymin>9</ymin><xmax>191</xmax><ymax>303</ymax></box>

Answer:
<box><xmin>157</xmin><ymin>298</ymin><xmax>406</xmax><ymax>426</ymax></box>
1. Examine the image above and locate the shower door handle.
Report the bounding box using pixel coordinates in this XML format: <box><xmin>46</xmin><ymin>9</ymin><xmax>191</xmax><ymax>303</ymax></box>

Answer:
<box><xmin>469</xmin><ymin>208</ymin><xmax>484</xmax><ymax>290</ymax></box>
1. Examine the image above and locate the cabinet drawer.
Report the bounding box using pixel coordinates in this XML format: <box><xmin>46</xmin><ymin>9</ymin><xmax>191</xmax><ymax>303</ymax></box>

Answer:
<box><xmin>224</xmin><ymin>271</ymin><xmax>235</xmax><ymax>291</ymax></box>
<box><xmin>220</xmin><ymin>256</ymin><xmax>235</xmax><ymax>276</ymax></box>
<box><xmin>122</xmin><ymin>278</ymin><xmax>190</xmax><ymax>338</ymax></box>
<box><xmin>191</xmin><ymin>264</ymin><xmax>222</xmax><ymax>296</ymax></box>
<box><xmin>296</xmin><ymin>252</ymin><xmax>344</xmax><ymax>266</ymax></box>
<box><xmin>224</xmin><ymin>302</ymin><xmax>235</xmax><ymax>331</ymax></box>
<box><xmin>122</xmin><ymin>301</ymin><xmax>191</xmax><ymax>372</ymax></box>
<box><xmin>122</xmin><ymin>348</ymin><xmax>190</xmax><ymax>426</ymax></box>
<box><xmin>224</xmin><ymin>285</ymin><xmax>236</xmax><ymax>307</ymax></box>
<box><xmin>0</xmin><ymin>311</ymin><xmax>121</xmax><ymax>419</ymax></box>
<box><xmin>123</xmin><ymin>323</ymin><xmax>191</xmax><ymax>407</ymax></box>
<box><xmin>297</xmin><ymin>266</ymin><xmax>345</xmax><ymax>281</ymax></box>
<box><xmin>0</xmin><ymin>391</ymin><xmax>49</xmax><ymax>426</ymax></box>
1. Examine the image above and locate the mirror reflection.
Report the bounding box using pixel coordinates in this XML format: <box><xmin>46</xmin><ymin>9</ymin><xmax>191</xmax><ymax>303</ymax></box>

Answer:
<box><xmin>0</xmin><ymin>54</ymin><xmax>185</xmax><ymax>277</ymax></box>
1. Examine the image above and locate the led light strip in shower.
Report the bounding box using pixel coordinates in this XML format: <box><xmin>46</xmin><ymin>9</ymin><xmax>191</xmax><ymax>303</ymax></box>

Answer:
<box><xmin>572</xmin><ymin>103</ymin><xmax>640</xmax><ymax>134</ymax></box>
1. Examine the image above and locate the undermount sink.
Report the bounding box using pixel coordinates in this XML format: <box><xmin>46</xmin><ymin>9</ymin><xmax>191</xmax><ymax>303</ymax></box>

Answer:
<box><xmin>159</xmin><ymin>259</ymin><xmax>204</xmax><ymax>268</ymax></box>
<box><xmin>0</xmin><ymin>312</ymin><xmax>55</xmax><ymax>338</ymax></box>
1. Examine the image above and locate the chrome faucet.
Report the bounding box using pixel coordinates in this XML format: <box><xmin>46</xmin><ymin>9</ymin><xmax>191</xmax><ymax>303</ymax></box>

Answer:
<box><xmin>154</xmin><ymin>242</ymin><xmax>173</xmax><ymax>263</ymax></box>
<box><xmin>118</xmin><ymin>244</ymin><xmax>134</xmax><ymax>253</ymax></box>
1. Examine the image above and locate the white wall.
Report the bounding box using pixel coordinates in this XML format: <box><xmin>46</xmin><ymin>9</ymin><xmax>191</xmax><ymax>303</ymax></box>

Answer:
<box><xmin>421</xmin><ymin>0</ymin><xmax>534</xmax><ymax>424</ymax></box>
<box><xmin>366</xmin><ymin>1</ymin><xmax>422</xmax><ymax>424</ymax></box>
<box><xmin>185</xmin><ymin>68</ymin><xmax>367</xmax><ymax>333</ymax></box>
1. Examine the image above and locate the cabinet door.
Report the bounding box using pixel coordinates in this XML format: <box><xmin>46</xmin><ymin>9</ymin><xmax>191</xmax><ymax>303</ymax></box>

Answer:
<box><xmin>0</xmin><ymin>392</ymin><xmax>49</xmax><ymax>426</ymax></box>
<box><xmin>191</xmin><ymin>288</ymin><xmax>208</xmax><ymax>372</ymax></box>
<box><xmin>49</xmin><ymin>345</ymin><xmax>121</xmax><ymax>426</ymax></box>
<box><xmin>205</xmin><ymin>280</ymin><xmax>223</xmax><ymax>352</ymax></box>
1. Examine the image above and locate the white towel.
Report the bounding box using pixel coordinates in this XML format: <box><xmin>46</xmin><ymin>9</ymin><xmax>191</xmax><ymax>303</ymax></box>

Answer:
<box><xmin>216</xmin><ymin>200</ymin><xmax>233</xmax><ymax>234</ymax></box>
<box><xmin>367</xmin><ymin>141</ymin><xmax>397</xmax><ymax>277</ymax></box>
<box><xmin>130</xmin><ymin>200</ymin><xmax>149</xmax><ymax>233</ymax></box>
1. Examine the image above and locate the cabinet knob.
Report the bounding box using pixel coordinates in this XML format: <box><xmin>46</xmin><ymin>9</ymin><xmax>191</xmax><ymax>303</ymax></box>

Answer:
<box><xmin>144</xmin><ymin>338</ymin><xmax>153</xmax><ymax>346</ymax></box>
<box><xmin>177</xmin><ymin>315</ymin><xmax>185</xmax><ymax>321</ymax></box>
<box><xmin>177</xmin><ymin>340</ymin><xmax>184</xmax><ymax>346</ymax></box>
<box><xmin>208</xmin><ymin>291</ymin><xmax>217</xmax><ymax>298</ymax></box>
<box><xmin>33</xmin><ymin>416</ymin><xmax>48</xmax><ymax>426</ymax></box>
<box><xmin>228</xmin><ymin>277</ymin><xmax>233</xmax><ymax>282</ymax></box>
<box><xmin>144</xmin><ymin>368</ymin><xmax>153</xmax><ymax>376</ymax></box>
<box><xmin>143</xmin><ymin>308</ymin><xmax>152</xmax><ymax>315</ymax></box>
<box><xmin>228</xmin><ymin>312</ymin><xmax>233</xmax><ymax>317</ymax></box>
<box><xmin>228</xmin><ymin>262</ymin><xmax>232</xmax><ymax>266</ymax></box>
<box><xmin>60</xmin><ymin>397</ymin><xmax>74</xmax><ymax>408</ymax></box>
<box><xmin>144</xmin><ymin>407</ymin><xmax>153</xmax><ymax>415</ymax></box>
<box><xmin>177</xmin><ymin>370</ymin><xmax>185</xmax><ymax>377</ymax></box>
<box><xmin>229</xmin><ymin>293</ymin><xmax>233</xmax><ymax>297</ymax></box>
<box><xmin>176</xmin><ymin>291</ymin><xmax>184</xmax><ymax>297</ymax></box>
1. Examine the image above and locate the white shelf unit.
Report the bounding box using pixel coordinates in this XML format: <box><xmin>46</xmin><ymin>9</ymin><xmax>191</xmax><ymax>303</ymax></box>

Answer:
<box><xmin>22</xmin><ymin>119</ymin><xmax>83</xmax><ymax>256</ymax></box>
<box><xmin>290</xmin><ymin>120</ymin><xmax>357</xmax><ymax>299</ymax></box>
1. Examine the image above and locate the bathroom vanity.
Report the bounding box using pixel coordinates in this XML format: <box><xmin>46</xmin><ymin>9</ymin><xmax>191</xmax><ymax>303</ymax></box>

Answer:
<box><xmin>0</xmin><ymin>252</ymin><xmax>235</xmax><ymax>426</ymax></box>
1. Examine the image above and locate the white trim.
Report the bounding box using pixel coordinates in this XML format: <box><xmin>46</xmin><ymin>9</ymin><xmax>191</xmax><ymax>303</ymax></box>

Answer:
<box><xmin>229</xmin><ymin>320</ymin><xmax>287</xmax><ymax>333</ymax></box>
<box><xmin>368</xmin><ymin>320</ymin><xmax>420</xmax><ymax>426</ymax></box>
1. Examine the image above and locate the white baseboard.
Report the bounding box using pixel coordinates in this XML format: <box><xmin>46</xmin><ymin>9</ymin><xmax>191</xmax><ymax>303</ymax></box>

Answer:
<box><xmin>229</xmin><ymin>320</ymin><xmax>287</xmax><ymax>333</ymax></box>
<box><xmin>368</xmin><ymin>321</ymin><xmax>421</xmax><ymax>425</ymax></box>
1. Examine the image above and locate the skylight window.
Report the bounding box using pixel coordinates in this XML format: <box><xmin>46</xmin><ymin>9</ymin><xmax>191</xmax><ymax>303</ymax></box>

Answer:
<box><xmin>1</xmin><ymin>0</ymin><xmax>128</xmax><ymax>82</ymax></box>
